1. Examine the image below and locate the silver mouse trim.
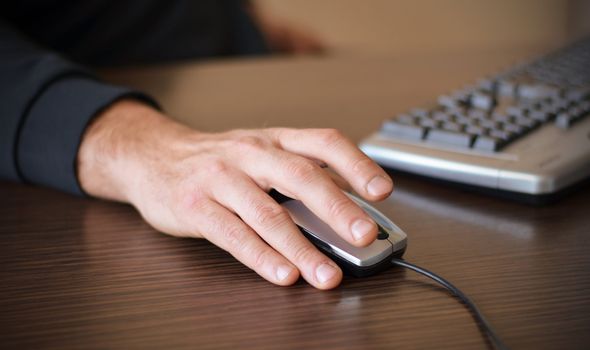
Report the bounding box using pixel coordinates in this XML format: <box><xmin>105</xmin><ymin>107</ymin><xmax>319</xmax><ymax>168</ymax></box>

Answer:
<box><xmin>282</xmin><ymin>195</ymin><xmax>407</xmax><ymax>267</ymax></box>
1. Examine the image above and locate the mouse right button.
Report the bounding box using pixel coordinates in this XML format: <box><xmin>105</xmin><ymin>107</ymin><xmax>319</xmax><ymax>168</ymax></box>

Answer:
<box><xmin>377</xmin><ymin>226</ymin><xmax>389</xmax><ymax>240</ymax></box>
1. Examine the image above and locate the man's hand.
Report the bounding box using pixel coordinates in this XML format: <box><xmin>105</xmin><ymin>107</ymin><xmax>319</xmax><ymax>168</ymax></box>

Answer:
<box><xmin>78</xmin><ymin>100</ymin><xmax>393</xmax><ymax>289</ymax></box>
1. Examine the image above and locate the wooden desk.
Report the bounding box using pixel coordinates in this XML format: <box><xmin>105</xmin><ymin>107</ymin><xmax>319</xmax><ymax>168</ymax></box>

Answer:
<box><xmin>2</xmin><ymin>48</ymin><xmax>590</xmax><ymax>349</ymax></box>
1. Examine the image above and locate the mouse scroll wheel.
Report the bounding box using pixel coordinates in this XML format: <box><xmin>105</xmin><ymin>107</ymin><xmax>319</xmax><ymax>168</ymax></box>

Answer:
<box><xmin>377</xmin><ymin>226</ymin><xmax>389</xmax><ymax>240</ymax></box>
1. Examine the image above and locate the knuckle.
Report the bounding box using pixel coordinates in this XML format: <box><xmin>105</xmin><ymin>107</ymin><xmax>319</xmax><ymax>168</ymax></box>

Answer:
<box><xmin>252</xmin><ymin>202</ymin><xmax>289</xmax><ymax>229</ymax></box>
<box><xmin>325</xmin><ymin>196</ymin><xmax>352</xmax><ymax>219</ymax></box>
<box><xmin>265</xmin><ymin>127</ymin><xmax>286</xmax><ymax>139</ymax></box>
<box><xmin>179</xmin><ymin>187</ymin><xmax>208</xmax><ymax>212</ymax></box>
<box><xmin>234</xmin><ymin>135</ymin><xmax>266</xmax><ymax>154</ymax></box>
<box><xmin>206</xmin><ymin>158</ymin><xmax>229</xmax><ymax>176</ymax></box>
<box><xmin>286</xmin><ymin>158</ymin><xmax>319</xmax><ymax>184</ymax></box>
<box><xmin>291</xmin><ymin>243</ymin><xmax>316</xmax><ymax>264</ymax></box>
<box><xmin>222</xmin><ymin>225</ymin><xmax>247</xmax><ymax>248</ymax></box>
<box><xmin>317</xmin><ymin>128</ymin><xmax>345</xmax><ymax>148</ymax></box>
<box><xmin>348</xmin><ymin>156</ymin><xmax>375</xmax><ymax>176</ymax></box>
<box><xmin>251</xmin><ymin>248</ymin><xmax>272</xmax><ymax>270</ymax></box>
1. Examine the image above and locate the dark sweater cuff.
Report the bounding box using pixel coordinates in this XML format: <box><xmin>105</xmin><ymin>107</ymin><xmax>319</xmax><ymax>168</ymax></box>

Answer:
<box><xmin>17</xmin><ymin>77</ymin><xmax>158</xmax><ymax>196</ymax></box>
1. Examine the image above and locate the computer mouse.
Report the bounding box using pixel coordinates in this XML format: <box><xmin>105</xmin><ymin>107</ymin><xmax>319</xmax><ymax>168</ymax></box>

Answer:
<box><xmin>277</xmin><ymin>191</ymin><xmax>407</xmax><ymax>277</ymax></box>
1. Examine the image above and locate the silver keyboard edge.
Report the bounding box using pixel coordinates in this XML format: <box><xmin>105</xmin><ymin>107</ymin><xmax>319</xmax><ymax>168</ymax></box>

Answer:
<box><xmin>359</xmin><ymin>133</ymin><xmax>590</xmax><ymax>195</ymax></box>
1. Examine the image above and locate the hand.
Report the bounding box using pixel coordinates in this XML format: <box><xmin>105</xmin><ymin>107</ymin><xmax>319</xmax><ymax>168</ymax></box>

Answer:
<box><xmin>78</xmin><ymin>100</ymin><xmax>393</xmax><ymax>289</ymax></box>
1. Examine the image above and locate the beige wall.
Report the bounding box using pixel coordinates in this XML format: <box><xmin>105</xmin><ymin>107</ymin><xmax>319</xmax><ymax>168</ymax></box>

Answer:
<box><xmin>256</xmin><ymin>0</ymin><xmax>581</xmax><ymax>56</ymax></box>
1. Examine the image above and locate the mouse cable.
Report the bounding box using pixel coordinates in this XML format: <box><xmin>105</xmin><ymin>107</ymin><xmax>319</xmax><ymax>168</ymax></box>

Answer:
<box><xmin>390</xmin><ymin>258</ymin><xmax>509</xmax><ymax>350</ymax></box>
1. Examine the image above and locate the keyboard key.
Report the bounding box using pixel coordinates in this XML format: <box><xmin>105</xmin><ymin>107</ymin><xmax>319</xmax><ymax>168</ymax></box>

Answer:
<box><xmin>478</xmin><ymin>79</ymin><xmax>496</xmax><ymax>91</ymax></box>
<box><xmin>418</xmin><ymin>118</ymin><xmax>440</xmax><ymax>128</ymax></box>
<box><xmin>489</xmin><ymin>129</ymin><xmax>515</xmax><ymax>141</ymax></box>
<box><xmin>438</xmin><ymin>89</ymin><xmax>471</xmax><ymax>109</ymax></box>
<box><xmin>381</xmin><ymin>120</ymin><xmax>426</xmax><ymax>140</ymax></box>
<box><xmin>553</xmin><ymin>98</ymin><xmax>572</xmax><ymax>110</ymax></box>
<box><xmin>556</xmin><ymin>103</ymin><xmax>590</xmax><ymax>129</ymax></box>
<box><xmin>455</xmin><ymin>118</ymin><xmax>472</xmax><ymax>126</ymax></box>
<box><xmin>473</xmin><ymin>136</ymin><xmax>504</xmax><ymax>152</ymax></box>
<box><xmin>438</xmin><ymin>94</ymin><xmax>460</xmax><ymax>109</ymax></box>
<box><xmin>432</xmin><ymin>111</ymin><xmax>452</xmax><ymax>122</ymax></box>
<box><xmin>426</xmin><ymin>129</ymin><xmax>474</xmax><ymax>148</ymax></box>
<box><xmin>397</xmin><ymin>114</ymin><xmax>416</xmax><ymax>123</ymax></box>
<box><xmin>565</xmin><ymin>87</ymin><xmax>590</xmax><ymax>101</ymax></box>
<box><xmin>471</xmin><ymin>91</ymin><xmax>496</xmax><ymax>111</ymax></box>
<box><xmin>517</xmin><ymin>84</ymin><xmax>559</xmax><ymax>99</ymax></box>
<box><xmin>529</xmin><ymin>110</ymin><xmax>553</xmax><ymax>122</ymax></box>
<box><xmin>513</xmin><ymin>117</ymin><xmax>540</xmax><ymax>129</ymax></box>
<box><xmin>545</xmin><ymin>101</ymin><xmax>568</xmax><ymax>115</ymax></box>
<box><xmin>506</xmin><ymin>106</ymin><xmax>528</xmax><ymax>118</ymax></box>
<box><xmin>449</xmin><ymin>113</ymin><xmax>469</xmax><ymax>124</ymax></box>
<box><xmin>441</xmin><ymin>122</ymin><xmax>463</xmax><ymax>132</ymax></box>
<box><xmin>501</xmin><ymin>123</ymin><xmax>526</xmax><ymax>134</ymax></box>
<box><xmin>491</xmin><ymin>113</ymin><xmax>512</xmax><ymax>123</ymax></box>
<box><xmin>479</xmin><ymin>119</ymin><xmax>499</xmax><ymax>129</ymax></box>
<box><xmin>468</xmin><ymin>109</ymin><xmax>488</xmax><ymax>120</ymax></box>
<box><xmin>465</xmin><ymin>125</ymin><xmax>486</xmax><ymax>135</ymax></box>
<box><xmin>555</xmin><ymin>112</ymin><xmax>574</xmax><ymax>129</ymax></box>
<box><xmin>569</xmin><ymin>105</ymin><xmax>584</xmax><ymax>119</ymax></box>
<box><xmin>498</xmin><ymin>80</ymin><xmax>517</xmax><ymax>97</ymax></box>
<box><xmin>411</xmin><ymin>108</ymin><xmax>430</xmax><ymax>118</ymax></box>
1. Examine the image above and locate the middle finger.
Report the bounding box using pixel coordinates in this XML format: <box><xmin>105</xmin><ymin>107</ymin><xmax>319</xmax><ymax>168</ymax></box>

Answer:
<box><xmin>241</xmin><ymin>148</ymin><xmax>378</xmax><ymax>247</ymax></box>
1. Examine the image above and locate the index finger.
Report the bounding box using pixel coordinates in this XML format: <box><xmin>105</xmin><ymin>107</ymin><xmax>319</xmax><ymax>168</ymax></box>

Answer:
<box><xmin>269</xmin><ymin>128</ymin><xmax>393</xmax><ymax>201</ymax></box>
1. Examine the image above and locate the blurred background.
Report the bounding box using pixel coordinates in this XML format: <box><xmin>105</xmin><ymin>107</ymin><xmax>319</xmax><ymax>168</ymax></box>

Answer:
<box><xmin>256</xmin><ymin>0</ymin><xmax>590</xmax><ymax>56</ymax></box>
<box><xmin>105</xmin><ymin>0</ymin><xmax>590</xmax><ymax>140</ymax></box>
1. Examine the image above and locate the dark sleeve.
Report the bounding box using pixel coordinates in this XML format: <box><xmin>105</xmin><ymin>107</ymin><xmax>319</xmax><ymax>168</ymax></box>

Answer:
<box><xmin>0</xmin><ymin>21</ymin><xmax>158</xmax><ymax>196</ymax></box>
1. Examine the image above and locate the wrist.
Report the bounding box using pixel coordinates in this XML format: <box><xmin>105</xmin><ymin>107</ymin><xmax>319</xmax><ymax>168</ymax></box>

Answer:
<box><xmin>77</xmin><ymin>99</ymin><xmax>194</xmax><ymax>203</ymax></box>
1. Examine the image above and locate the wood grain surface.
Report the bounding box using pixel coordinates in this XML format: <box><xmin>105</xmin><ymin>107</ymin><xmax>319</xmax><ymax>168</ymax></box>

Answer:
<box><xmin>3</xmin><ymin>48</ymin><xmax>590</xmax><ymax>349</ymax></box>
<box><xmin>2</xmin><ymin>175</ymin><xmax>589</xmax><ymax>350</ymax></box>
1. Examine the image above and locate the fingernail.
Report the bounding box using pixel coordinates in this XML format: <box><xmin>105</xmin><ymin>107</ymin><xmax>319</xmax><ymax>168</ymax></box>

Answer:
<box><xmin>276</xmin><ymin>265</ymin><xmax>294</xmax><ymax>282</ymax></box>
<box><xmin>316</xmin><ymin>263</ymin><xmax>338</xmax><ymax>284</ymax></box>
<box><xmin>367</xmin><ymin>176</ymin><xmax>392</xmax><ymax>197</ymax></box>
<box><xmin>351</xmin><ymin>218</ymin><xmax>374</xmax><ymax>241</ymax></box>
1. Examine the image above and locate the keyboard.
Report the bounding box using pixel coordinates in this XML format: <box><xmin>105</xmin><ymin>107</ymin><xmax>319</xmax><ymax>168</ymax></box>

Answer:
<box><xmin>360</xmin><ymin>37</ymin><xmax>590</xmax><ymax>203</ymax></box>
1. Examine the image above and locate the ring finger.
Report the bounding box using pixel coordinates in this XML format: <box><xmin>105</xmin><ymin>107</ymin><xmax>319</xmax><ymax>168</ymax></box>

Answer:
<box><xmin>207</xmin><ymin>169</ymin><xmax>343</xmax><ymax>290</ymax></box>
